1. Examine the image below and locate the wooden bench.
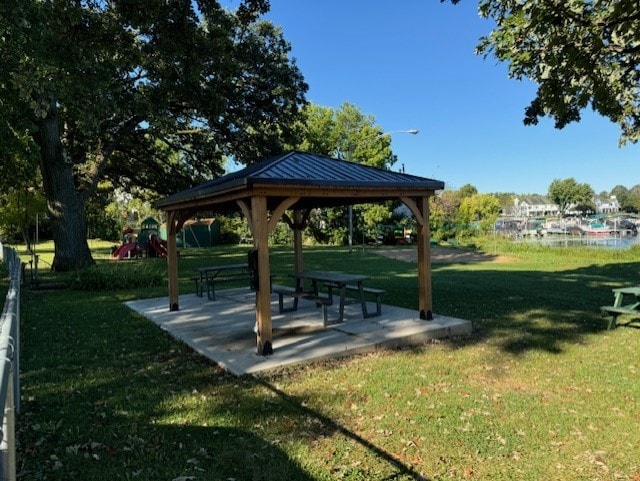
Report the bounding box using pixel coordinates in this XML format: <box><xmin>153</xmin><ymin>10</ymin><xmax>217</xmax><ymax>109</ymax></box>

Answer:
<box><xmin>272</xmin><ymin>286</ymin><xmax>333</xmax><ymax>326</ymax></box>
<box><xmin>601</xmin><ymin>286</ymin><xmax>640</xmax><ymax>330</ymax></box>
<box><xmin>272</xmin><ymin>286</ymin><xmax>305</xmax><ymax>313</ymax></box>
<box><xmin>345</xmin><ymin>284</ymin><xmax>385</xmax><ymax>318</ymax></box>
<box><xmin>191</xmin><ymin>276</ymin><xmax>204</xmax><ymax>297</ymax></box>
<box><xmin>600</xmin><ymin>305</ymin><xmax>640</xmax><ymax>330</ymax></box>
<box><xmin>206</xmin><ymin>271</ymin><xmax>252</xmax><ymax>301</ymax></box>
<box><xmin>324</xmin><ymin>282</ymin><xmax>386</xmax><ymax>318</ymax></box>
<box><xmin>193</xmin><ymin>274</ymin><xmax>252</xmax><ymax>299</ymax></box>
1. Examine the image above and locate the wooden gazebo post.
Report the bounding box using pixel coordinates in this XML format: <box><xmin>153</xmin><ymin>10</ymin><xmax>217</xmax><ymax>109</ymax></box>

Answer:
<box><xmin>167</xmin><ymin>210</ymin><xmax>181</xmax><ymax>312</ymax></box>
<box><xmin>293</xmin><ymin>209</ymin><xmax>305</xmax><ymax>274</ymax></box>
<box><xmin>252</xmin><ymin>195</ymin><xmax>273</xmax><ymax>355</ymax></box>
<box><xmin>401</xmin><ymin>195</ymin><xmax>434</xmax><ymax>320</ymax></box>
<box><xmin>416</xmin><ymin>195</ymin><xmax>433</xmax><ymax>320</ymax></box>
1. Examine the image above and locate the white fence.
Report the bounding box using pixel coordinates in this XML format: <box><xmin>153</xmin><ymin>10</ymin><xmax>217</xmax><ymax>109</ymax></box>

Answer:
<box><xmin>0</xmin><ymin>244</ymin><xmax>20</xmax><ymax>481</ymax></box>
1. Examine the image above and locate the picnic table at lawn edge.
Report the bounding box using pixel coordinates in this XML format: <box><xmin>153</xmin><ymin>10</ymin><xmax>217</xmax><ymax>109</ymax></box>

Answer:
<box><xmin>601</xmin><ymin>286</ymin><xmax>640</xmax><ymax>329</ymax></box>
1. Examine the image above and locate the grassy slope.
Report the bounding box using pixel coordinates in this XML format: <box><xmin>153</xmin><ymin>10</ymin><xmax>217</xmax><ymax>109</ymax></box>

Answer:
<box><xmin>11</xmin><ymin>241</ymin><xmax>640</xmax><ymax>480</ymax></box>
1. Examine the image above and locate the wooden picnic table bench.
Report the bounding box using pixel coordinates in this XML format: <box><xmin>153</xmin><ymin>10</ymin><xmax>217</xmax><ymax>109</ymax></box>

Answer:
<box><xmin>340</xmin><ymin>284</ymin><xmax>385</xmax><ymax>318</ymax></box>
<box><xmin>194</xmin><ymin>263</ymin><xmax>251</xmax><ymax>301</ymax></box>
<box><xmin>275</xmin><ymin>271</ymin><xmax>385</xmax><ymax>324</ymax></box>
<box><xmin>601</xmin><ymin>286</ymin><xmax>640</xmax><ymax>329</ymax></box>
<box><xmin>272</xmin><ymin>285</ymin><xmax>333</xmax><ymax>326</ymax></box>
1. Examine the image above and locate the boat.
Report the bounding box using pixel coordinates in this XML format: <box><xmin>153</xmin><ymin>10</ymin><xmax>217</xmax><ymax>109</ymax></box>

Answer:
<box><xmin>583</xmin><ymin>221</ymin><xmax>615</xmax><ymax>236</ymax></box>
<box><xmin>544</xmin><ymin>221</ymin><xmax>583</xmax><ymax>236</ymax></box>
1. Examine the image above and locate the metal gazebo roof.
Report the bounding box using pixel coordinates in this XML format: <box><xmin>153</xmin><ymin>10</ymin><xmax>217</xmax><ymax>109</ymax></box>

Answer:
<box><xmin>156</xmin><ymin>151</ymin><xmax>445</xmax><ymax>212</ymax></box>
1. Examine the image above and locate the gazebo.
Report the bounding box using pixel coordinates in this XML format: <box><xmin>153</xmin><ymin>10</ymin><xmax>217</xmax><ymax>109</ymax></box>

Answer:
<box><xmin>155</xmin><ymin>151</ymin><xmax>445</xmax><ymax>355</ymax></box>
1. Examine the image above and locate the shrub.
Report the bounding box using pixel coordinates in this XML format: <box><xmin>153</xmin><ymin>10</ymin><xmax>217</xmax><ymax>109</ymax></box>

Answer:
<box><xmin>71</xmin><ymin>261</ymin><xmax>164</xmax><ymax>291</ymax></box>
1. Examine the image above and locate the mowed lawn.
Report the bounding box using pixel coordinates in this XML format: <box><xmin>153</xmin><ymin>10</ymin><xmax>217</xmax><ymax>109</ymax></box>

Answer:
<box><xmin>11</xmin><ymin>240</ymin><xmax>640</xmax><ymax>480</ymax></box>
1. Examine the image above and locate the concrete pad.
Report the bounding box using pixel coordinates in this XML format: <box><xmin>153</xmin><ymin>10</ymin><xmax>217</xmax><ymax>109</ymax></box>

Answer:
<box><xmin>125</xmin><ymin>288</ymin><xmax>473</xmax><ymax>375</ymax></box>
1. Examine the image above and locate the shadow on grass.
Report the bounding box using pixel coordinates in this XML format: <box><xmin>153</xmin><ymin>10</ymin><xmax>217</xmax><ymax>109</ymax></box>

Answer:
<box><xmin>19</xmin><ymin>246</ymin><xmax>640</xmax><ymax>480</ymax></box>
<box><xmin>20</xmin><ymin>313</ymin><xmax>427</xmax><ymax>480</ymax></box>
<box><xmin>426</xmin><ymin>260</ymin><xmax>640</xmax><ymax>355</ymax></box>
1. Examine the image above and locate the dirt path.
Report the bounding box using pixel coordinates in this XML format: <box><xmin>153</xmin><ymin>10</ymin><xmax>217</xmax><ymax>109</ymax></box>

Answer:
<box><xmin>373</xmin><ymin>246</ymin><xmax>513</xmax><ymax>264</ymax></box>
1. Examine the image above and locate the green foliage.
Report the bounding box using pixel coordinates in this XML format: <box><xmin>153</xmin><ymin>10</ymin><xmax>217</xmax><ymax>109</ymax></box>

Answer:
<box><xmin>217</xmin><ymin>213</ymin><xmax>251</xmax><ymax>244</ymax></box>
<box><xmin>489</xmin><ymin>191</ymin><xmax>516</xmax><ymax>212</ymax></box>
<box><xmin>461</xmin><ymin>0</ymin><xmax>640</xmax><ymax>144</ymax></box>
<box><xmin>457</xmin><ymin>193</ymin><xmax>502</xmax><ymax>233</ymax></box>
<box><xmin>611</xmin><ymin>185</ymin><xmax>631</xmax><ymax>211</ymax></box>
<box><xmin>269</xmin><ymin>222</ymin><xmax>294</xmax><ymax>246</ymax></box>
<box><xmin>70</xmin><ymin>261</ymin><xmax>165</xmax><ymax>291</ymax></box>
<box><xmin>626</xmin><ymin>184</ymin><xmax>640</xmax><ymax>213</ymax></box>
<box><xmin>85</xmin><ymin>189</ymin><xmax>121</xmax><ymax>243</ymax></box>
<box><xmin>548</xmin><ymin>177</ymin><xmax>595</xmax><ymax>214</ymax></box>
<box><xmin>430</xmin><ymin>192</ymin><xmax>457</xmax><ymax>242</ymax></box>
<box><xmin>457</xmin><ymin>183</ymin><xmax>478</xmax><ymax>200</ymax></box>
<box><xmin>0</xmin><ymin>188</ymin><xmax>46</xmax><ymax>250</ymax></box>
<box><xmin>360</xmin><ymin>202</ymin><xmax>395</xmax><ymax>235</ymax></box>
<box><xmin>0</xmin><ymin>0</ymin><xmax>307</xmax><ymax>270</ymax></box>
<box><xmin>291</xmin><ymin>102</ymin><xmax>398</xmax><ymax>245</ymax></box>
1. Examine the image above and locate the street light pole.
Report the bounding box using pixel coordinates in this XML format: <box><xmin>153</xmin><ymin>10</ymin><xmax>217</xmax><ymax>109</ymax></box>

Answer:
<box><xmin>347</xmin><ymin>129</ymin><xmax>419</xmax><ymax>253</ymax></box>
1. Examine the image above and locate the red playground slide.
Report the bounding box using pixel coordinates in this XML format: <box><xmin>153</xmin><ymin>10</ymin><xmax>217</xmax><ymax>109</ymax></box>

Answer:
<box><xmin>148</xmin><ymin>240</ymin><xmax>168</xmax><ymax>258</ymax></box>
<box><xmin>112</xmin><ymin>242</ymin><xmax>138</xmax><ymax>260</ymax></box>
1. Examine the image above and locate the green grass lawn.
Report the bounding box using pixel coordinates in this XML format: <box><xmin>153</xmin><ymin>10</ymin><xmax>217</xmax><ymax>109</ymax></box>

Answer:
<box><xmin>8</xmin><ymin>240</ymin><xmax>640</xmax><ymax>480</ymax></box>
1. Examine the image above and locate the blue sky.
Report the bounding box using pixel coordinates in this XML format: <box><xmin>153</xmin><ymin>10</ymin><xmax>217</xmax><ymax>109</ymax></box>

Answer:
<box><xmin>229</xmin><ymin>1</ymin><xmax>640</xmax><ymax>195</ymax></box>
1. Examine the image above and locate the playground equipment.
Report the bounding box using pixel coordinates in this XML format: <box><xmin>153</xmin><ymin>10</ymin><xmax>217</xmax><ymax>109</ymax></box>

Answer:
<box><xmin>111</xmin><ymin>227</ymin><xmax>141</xmax><ymax>259</ymax></box>
<box><xmin>159</xmin><ymin>218</ymin><xmax>221</xmax><ymax>248</ymax></box>
<box><xmin>111</xmin><ymin>218</ymin><xmax>168</xmax><ymax>260</ymax></box>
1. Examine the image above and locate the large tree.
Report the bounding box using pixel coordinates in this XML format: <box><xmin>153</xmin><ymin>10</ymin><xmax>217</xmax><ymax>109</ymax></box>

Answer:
<box><xmin>0</xmin><ymin>0</ymin><xmax>306</xmax><ymax>271</ymax></box>
<box><xmin>446</xmin><ymin>0</ymin><xmax>640</xmax><ymax>144</ymax></box>
<box><xmin>292</xmin><ymin>102</ymin><xmax>398</xmax><ymax>244</ymax></box>
<box><xmin>296</xmin><ymin>102</ymin><xmax>397</xmax><ymax>169</ymax></box>
<box><xmin>626</xmin><ymin>184</ymin><xmax>640</xmax><ymax>212</ymax></box>
<box><xmin>457</xmin><ymin>193</ymin><xmax>502</xmax><ymax>233</ymax></box>
<box><xmin>548</xmin><ymin>177</ymin><xmax>594</xmax><ymax>215</ymax></box>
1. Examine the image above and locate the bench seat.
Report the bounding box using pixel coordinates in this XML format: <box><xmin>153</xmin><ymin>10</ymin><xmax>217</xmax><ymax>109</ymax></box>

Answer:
<box><xmin>272</xmin><ymin>286</ymin><xmax>305</xmax><ymax>313</ymax></box>
<box><xmin>206</xmin><ymin>273</ymin><xmax>251</xmax><ymax>301</ymax></box>
<box><xmin>348</xmin><ymin>285</ymin><xmax>385</xmax><ymax>318</ymax></box>
<box><xmin>191</xmin><ymin>276</ymin><xmax>204</xmax><ymax>297</ymax></box>
<box><xmin>600</xmin><ymin>304</ymin><xmax>640</xmax><ymax>330</ymax></box>
<box><xmin>272</xmin><ymin>285</ymin><xmax>333</xmax><ymax>326</ymax></box>
<box><xmin>324</xmin><ymin>283</ymin><xmax>386</xmax><ymax>318</ymax></box>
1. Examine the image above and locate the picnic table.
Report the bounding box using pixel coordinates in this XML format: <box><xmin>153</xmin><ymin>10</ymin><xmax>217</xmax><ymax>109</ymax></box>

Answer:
<box><xmin>193</xmin><ymin>263</ymin><xmax>251</xmax><ymax>301</ymax></box>
<box><xmin>272</xmin><ymin>270</ymin><xmax>385</xmax><ymax>325</ymax></box>
<box><xmin>600</xmin><ymin>286</ymin><xmax>640</xmax><ymax>329</ymax></box>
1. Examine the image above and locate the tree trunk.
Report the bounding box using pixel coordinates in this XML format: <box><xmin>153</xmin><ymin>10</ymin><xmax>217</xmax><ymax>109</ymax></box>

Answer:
<box><xmin>36</xmin><ymin>101</ymin><xmax>94</xmax><ymax>272</ymax></box>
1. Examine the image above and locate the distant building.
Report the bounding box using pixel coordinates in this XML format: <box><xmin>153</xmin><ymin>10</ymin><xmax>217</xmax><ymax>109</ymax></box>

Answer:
<box><xmin>511</xmin><ymin>194</ymin><xmax>620</xmax><ymax>217</ymax></box>
<box><xmin>594</xmin><ymin>195</ymin><xmax>620</xmax><ymax>214</ymax></box>
<box><xmin>513</xmin><ymin>196</ymin><xmax>560</xmax><ymax>218</ymax></box>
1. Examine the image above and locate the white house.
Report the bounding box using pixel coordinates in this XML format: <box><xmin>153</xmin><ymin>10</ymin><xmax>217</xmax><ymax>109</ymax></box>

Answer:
<box><xmin>594</xmin><ymin>195</ymin><xmax>620</xmax><ymax>214</ymax></box>
<box><xmin>513</xmin><ymin>196</ymin><xmax>560</xmax><ymax>218</ymax></box>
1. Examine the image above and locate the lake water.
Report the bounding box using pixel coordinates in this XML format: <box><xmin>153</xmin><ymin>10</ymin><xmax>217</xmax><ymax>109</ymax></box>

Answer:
<box><xmin>516</xmin><ymin>234</ymin><xmax>640</xmax><ymax>249</ymax></box>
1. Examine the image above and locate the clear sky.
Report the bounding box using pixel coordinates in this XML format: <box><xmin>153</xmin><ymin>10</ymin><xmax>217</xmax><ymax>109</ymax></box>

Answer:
<box><xmin>228</xmin><ymin>0</ymin><xmax>640</xmax><ymax>195</ymax></box>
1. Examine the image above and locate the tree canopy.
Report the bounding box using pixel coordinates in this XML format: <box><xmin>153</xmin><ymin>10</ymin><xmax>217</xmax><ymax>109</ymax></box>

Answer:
<box><xmin>291</xmin><ymin>102</ymin><xmax>399</xmax><ymax>244</ymax></box>
<box><xmin>446</xmin><ymin>0</ymin><xmax>640</xmax><ymax>144</ymax></box>
<box><xmin>0</xmin><ymin>0</ymin><xmax>307</xmax><ymax>270</ymax></box>
<box><xmin>458</xmin><ymin>193</ymin><xmax>502</xmax><ymax>232</ymax></box>
<box><xmin>295</xmin><ymin>102</ymin><xmax>397</xmax><ymax>169</ymax></box>
<box><xmin>548</xmin><ymin>178</ymin><xmax>595</xmax><ymax>214</ymax></box>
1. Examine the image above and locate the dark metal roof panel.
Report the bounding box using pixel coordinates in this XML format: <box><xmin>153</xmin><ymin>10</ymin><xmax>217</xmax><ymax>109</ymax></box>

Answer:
<box><xmin>156</xmin><ymin>151</ymin><xmax>444</xmax><ymax>208</ymax></box>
